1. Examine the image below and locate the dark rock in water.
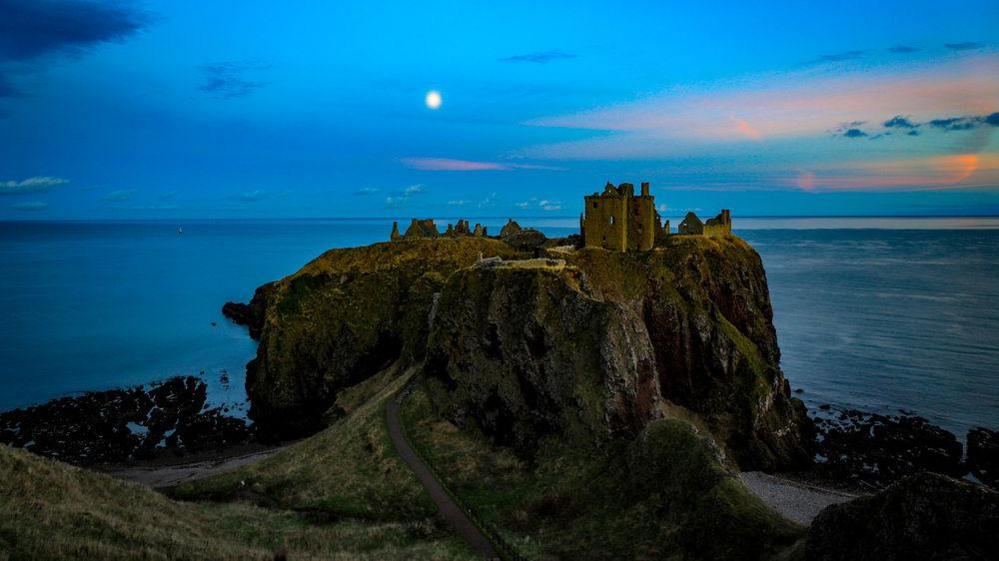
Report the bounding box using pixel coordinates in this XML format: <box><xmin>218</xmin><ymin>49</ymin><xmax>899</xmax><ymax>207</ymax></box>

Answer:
<box><xmin>0</xmin><ymin>376</ymin><xmax>253</xmax><ymax>465</ymax></box>
<box><xmin>812</xmin><ymin>409</ymin><xmax>963</xmax><ymax>486</ymax></box>
<box><xmin>222</xmin><ymin>282</ymin><xmax>275</xmax><ymax>340</ymax></box>
<box><xmin>805</xmin><ymin>472</ymin><xmax>999</xmax><ymax>561</ymax></box>
<box><xmin>968</xmin><ymin>427</ymin><xmax>998</xmax><ymax>488</ymax></box>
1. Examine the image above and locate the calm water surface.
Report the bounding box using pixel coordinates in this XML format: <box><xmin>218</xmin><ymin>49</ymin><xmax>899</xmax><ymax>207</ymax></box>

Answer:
<box><xmin>1</xmin><ymin>217</ymin><xmax>996</xmax><ymax>436</ymax></box>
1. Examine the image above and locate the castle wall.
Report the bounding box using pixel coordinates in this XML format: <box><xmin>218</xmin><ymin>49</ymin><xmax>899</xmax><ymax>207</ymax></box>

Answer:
<box><xmin>626</xmin><ymin>196</ymin><xmax>656</xmax><ymax>251</ymax></box>
<box><xmin>583</xmin><ymin>194</ymin><xmax>628</xmax><ymax>251</ymax></box>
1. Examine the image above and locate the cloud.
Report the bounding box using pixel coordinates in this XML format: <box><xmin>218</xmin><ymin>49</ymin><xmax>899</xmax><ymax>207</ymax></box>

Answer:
<box><xmin>883</xmin><ymin>115</ymin><xmax>918</xmax><ymax>129</ymax></box>
<box><xmin>383</xmin><ymin>184</ymin><xmax>429</xmax><ymax>208</ymax></box>
<box><xmin>523</xmin><ymin>53</ymin><xmax>999</xmax><ymax>159</ymax></box>
<box><xmin>945</xmin><ymin>42</ymin><xmax>985</xmax><ymax>51</ymax></box>
<box><xmin>102</xmin><ymin>189</ymin><xmax>135</xmax><ymax>202</ymax></box>
<box><xmin>889</xmin><ymin>45</ymin><xmax>919</xmax><ymax>53</ymax></box>
<box><xmin>11</xmin><ymin>200</ymin><xmax>48</xmax><ymax>211</ymax></box>
<box><xmin>402</xmin><ymin>157</ymin><xmax>508</xmax><ymax>171</ymax></box>
<box><xmin>516</xmin><ymin>197</ymin><xmax>561</xmax><ymax>211</ymax></box>
<box><xmin>447</xmin><ymin>199</ymin><xmax>469</xmax><ymax>206</ymax></box>
<box><xmin>928</xmin><ymin>116</ymin><xmax>978</xmax><ymax>130</ymax></box>
<box><xmin>354</xmin><ymin>187</ymin><xmax>380</xmax><ymax>195</ymax></box>
<box><xmin>0</xmin><ymin>0</ymin><xmax>150</xmax><ymax>63</ymax></box>
<box><xmin>791</xmin><ymin>153</ymin><xmax>999</xmax><ymax>191</ymax></box>
<box><xmin>841</xmin><ymin>128</ymin><xmax>867</xmax><ymax>138</ymax></box>
<box><xmin>817</xmin><ymin>50</ymin><xmax>865</xmax><ymax>62</ymax></box>
<box><xmin>199</xmin><ymin>62</ymin><xmax>270</xmax><ymax>99</ymax></box>
<box><xmin>499</xmin><ymin>50</ymin><xmax>576</xmax><ymax>64</ymax></box>
<box><xmin>401</xmin><ymin>157</ymin><xmax>564</xmax><ymax>171</ymax></box>
<box><xmin>1</xmin><ymin>176</ymin><xmax>68</xmax><ymax>195</ymax></box>
<box><xmin>239</xmin><ymin>189</ymin><xmax>265</xmax><ymax>202</ymax></box>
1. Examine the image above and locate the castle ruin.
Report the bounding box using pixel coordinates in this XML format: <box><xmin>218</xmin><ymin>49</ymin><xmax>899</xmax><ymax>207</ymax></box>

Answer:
<box><xmin>388</xmin><ymin>182</ymin><xmax>732</xmax><ymax>249</ymax></box>
<box><xmin>582</xmin><ymin>181</ymin><xmax>732</xmax><ymax>251</ymax></box>
<box><xmin>582</xmin><ymin>182</ymin><xmax>666</xmax><ymax>251</ymax></box>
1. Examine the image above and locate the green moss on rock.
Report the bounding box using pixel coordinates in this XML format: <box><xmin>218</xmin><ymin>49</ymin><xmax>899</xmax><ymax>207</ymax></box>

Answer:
<box><xmin>243</xmin><ymin>238</ymin><xmax>523</xmax><ymax>438</ymax></box>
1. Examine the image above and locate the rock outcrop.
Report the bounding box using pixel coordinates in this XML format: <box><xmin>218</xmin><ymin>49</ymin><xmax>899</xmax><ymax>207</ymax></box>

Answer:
<box><xmin>423</xmin><ymin>261</ymin><xmax>662</xmax><ymax>453</ymax></box>
<box><xmin>811</xmin><ymin>409</ymin><xmax>964</xmax><ymax>486</ymax></box>
<box><xmin>968</xmin><ymin>427</ymin><xmax>998</xmax><ymax>487</ymax></box>
<box><xmin>805</xmin><ymin>472</ymin><xmax>998</xmax><ymax>561</ymax></box>
<box><xmin>425</xmin><ymin>235</ymin><xmax>811</xmax><ymax>470</ymax></box>
<box><xmin>239</xmin><ymin>238</ymin><xmax>522</xmax><ymax>438</ymax></box>
<box><xmin>231</xmin><ymin>234</ymin><xmax>810</xmax><ymax>469</ymax></box>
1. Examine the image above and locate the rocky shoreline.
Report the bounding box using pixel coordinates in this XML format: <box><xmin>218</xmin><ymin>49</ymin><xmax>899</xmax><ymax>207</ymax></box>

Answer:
<box><xmin>0</xmin><ymin>376</ymin><xmax>256</xmax><ymax>466</ymax></box>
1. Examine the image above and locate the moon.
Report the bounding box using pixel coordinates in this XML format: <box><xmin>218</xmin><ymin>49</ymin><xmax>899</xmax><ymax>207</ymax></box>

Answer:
<box><xmin>425</xmin><ymin>90</ymin><xmax>442</xmax><ymax>110</ymax></box>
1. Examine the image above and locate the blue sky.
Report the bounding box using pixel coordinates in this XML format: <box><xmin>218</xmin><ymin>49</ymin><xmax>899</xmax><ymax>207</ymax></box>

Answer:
<box><xmin>1</xmin><ymin>0</ymin><xmax>998</xmax><ymax>219</ymax></box>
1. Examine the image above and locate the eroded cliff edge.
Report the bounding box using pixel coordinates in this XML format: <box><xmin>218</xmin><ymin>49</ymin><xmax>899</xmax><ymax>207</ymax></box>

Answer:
<box><xmin>228</xmin><ymin>234</ymin><xmax>811</xmax><ymax>471</ymax></box>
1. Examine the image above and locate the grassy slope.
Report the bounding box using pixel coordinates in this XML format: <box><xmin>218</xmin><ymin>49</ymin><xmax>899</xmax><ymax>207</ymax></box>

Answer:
<box><xmin>1</xmin><ymin>365</ymin><xmax>477</xmax><ymax>561</ymax></box>
<box><xmin>0</xmin><ymin>443</ymin><xmax>472</xmax><ymax>561</ymax></box>
<box><xmin>170</xmin><ymin>365</ymin><xmax>436</xmax><ymax>521</ymax></box>
<box><xmin>402</xmin><ymin>383</ymin><xmax>803</xmax><ymax>561</ymax></box>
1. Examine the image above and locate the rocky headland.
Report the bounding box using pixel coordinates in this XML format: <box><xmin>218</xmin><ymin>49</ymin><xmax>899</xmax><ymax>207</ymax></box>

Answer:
<box><xmin>4</xmin><ymin>226</ymin><xmax>996</xmax><ymax>560</ymax></box>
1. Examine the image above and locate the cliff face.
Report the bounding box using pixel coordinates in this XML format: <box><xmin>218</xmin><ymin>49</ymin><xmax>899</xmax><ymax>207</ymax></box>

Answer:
<box><xmin>424</xmin><ymin>237</ymin><xmax>810</xmax><ymax>470</ymax></box>
<box><xmin>423</xmin><ymin>261</ymin><xmax>662</xmax><ymax>453</ymax></box>
<box><xmin>239</xmin><ymin>238</ymin><xmax>522</xmax><ymax>438</ymax></box>
<box><xmin>234</xmin><ymin>234</ymin><xmax>810</xmax><ymax>470</ymax></box>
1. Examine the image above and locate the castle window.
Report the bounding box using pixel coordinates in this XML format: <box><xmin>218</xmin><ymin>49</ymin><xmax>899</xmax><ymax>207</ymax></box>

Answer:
<box><xmin>592</xmin><ymin>202</ymin><xmax>598</xmax><ymax>209</ymax></box>
<box><xmin>610</xmin><ymin>216</ymin><xmax>616</xmax><ymax>225</ymax></box>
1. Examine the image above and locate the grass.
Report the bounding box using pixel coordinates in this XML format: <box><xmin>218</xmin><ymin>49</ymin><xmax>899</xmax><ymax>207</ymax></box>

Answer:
<box><xmin>169</xmin><ymin>365</ymin><xmax>436</xmax><ymax>521</ymax></box>
<box><xmin>0</xmin><ymin>443</ymin><xmax>475</xmax><ymax>561</ymax></box>
<box><xmin>401</xmin><ymin>382</ymin><xmax>804</xmax><ymax>561</ymax></box>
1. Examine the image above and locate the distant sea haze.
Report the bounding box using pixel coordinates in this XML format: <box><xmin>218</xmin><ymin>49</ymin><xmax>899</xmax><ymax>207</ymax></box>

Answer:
<box><xmin>0</xmin><ymin>217</ymin><xmax>996</xmax><ymax>438</ymax></box>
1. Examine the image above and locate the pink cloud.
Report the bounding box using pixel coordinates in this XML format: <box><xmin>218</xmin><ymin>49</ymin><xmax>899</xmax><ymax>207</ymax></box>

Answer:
<box><xmin>401</xmin><ymin>157</ymin><xmax>565</xmax><ymax>171</ymax></box>
<box><xmin>523</xmin><ymin>52</ymin><xmax>999</xmax><ymax>158</ymax></box>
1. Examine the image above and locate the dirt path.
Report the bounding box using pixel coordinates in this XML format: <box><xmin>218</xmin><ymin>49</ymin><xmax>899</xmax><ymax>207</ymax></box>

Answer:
<box><xmin>104</xmin><ymin>446</ymin><xmax>285</xmax><ymax>488</ymax></box>
<box><xmin>740</xmin><ymin>471</ymin><xmax>858</xmax><ymax>525</ymax></box>
<box><xmin>386</xmin><ymin>390</ymin><xmax>499</xmax><ymax>560</ymax></box>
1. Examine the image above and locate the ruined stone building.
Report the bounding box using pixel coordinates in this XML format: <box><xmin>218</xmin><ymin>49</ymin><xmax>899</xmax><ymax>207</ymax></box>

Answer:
<box><xmin>390</xmin><ymin>218</ymin><xmax>487</xmax><ymax>241</ymax></box>
<box><xmin>582</xmin><ymin>182</ymin><xmax>665</xmax><ymax>251</ymax></box>
<box><xmin>678</xmin><ymin>210</ymin><xmax>732</xmax><ymax>236</ymax></box>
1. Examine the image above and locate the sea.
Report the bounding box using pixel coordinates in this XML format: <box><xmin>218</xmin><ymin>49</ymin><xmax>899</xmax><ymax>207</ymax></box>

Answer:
<box><xmin>1</xmin><ymin>217</ymin><xmax>997</xmax><ymax>438</ymax></box>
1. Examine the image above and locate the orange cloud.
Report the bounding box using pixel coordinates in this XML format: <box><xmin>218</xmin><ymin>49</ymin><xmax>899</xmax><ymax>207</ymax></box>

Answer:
<box><xmin>791</xmin><ymin>153</ymin><xmax>999</xmax><ymax>191</ymax></box>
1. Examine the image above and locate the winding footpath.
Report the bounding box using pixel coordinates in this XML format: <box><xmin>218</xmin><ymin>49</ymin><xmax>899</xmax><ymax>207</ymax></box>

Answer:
<box><xmin>386</xmin><ymin>390</ymin><xmax>499</xmax><ymax>560</ymax></box>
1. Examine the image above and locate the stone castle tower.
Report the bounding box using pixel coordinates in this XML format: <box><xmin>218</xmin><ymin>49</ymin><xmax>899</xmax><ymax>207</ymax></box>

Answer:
<box><xmin>582</xmin><ymin>182</ymin><xmax>664</xmax><ymax>251</ymax></box>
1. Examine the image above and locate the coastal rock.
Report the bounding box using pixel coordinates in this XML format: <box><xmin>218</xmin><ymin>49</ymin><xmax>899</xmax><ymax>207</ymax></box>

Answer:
<box><xmin>222</xmin><ymin>282</ymin><xmax>275</xmax><ymax>340</ymax></box>
<box><xmin>567</xmin><ymin>237</ymin><xmax>813</xmax><ymax>470</ymax></box>
<box><xmin>424</xmin><ymin>236</ymin><xmax>811</xmax><ymax>470</ymax></box>
<box><xmin>805</xmin><ymin>472</ymin><xmax>999</xmax><ymax>561</ymax></box>
<box><xmin>424</xmin><ymin>261</ymin><xmax>662</xmax><ymax>453</ymax></box>
<box><xmin>0</xmin><ymin>376</ymin><xmax>253</xmax><ymax>465</ymax></box>
<box><xmin>812</xmin><ymin>409</ymin><xmax>963</xmax><ymax>486</ymax></box>
<box><xmin>242</xmin><ymin>238</ymin><xmax>523</xmax><ymax>438</ymax></box>
<box><xmin>968</xmin><ymin>427</ymin><xmax>998</xmax><ymax>488</ymax></box>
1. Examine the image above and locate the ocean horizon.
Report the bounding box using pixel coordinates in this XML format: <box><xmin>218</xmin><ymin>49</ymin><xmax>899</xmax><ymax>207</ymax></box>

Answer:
<box><xmin>2</xmin><ymin>216</ymin><xmax>997</xmax><ymax>440</ymax></box>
